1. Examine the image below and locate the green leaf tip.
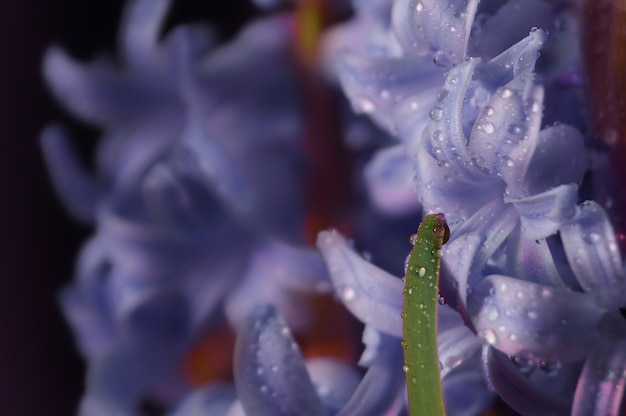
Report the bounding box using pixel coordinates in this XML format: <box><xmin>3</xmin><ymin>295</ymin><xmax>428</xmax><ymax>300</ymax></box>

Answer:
<box><xmin>402</xmin><ymin>213</ymin><xmax>450</xmax><ymax>415</ymax></box>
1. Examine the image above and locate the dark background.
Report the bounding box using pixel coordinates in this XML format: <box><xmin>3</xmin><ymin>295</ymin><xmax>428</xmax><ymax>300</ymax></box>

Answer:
<box><xmin>0</xmin><ymin>1</ymin><xmax>259</xmax><ymax>414</ymax></box>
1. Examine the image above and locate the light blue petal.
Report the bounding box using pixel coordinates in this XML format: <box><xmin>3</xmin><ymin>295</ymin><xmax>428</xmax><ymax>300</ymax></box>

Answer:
<box><xmin>522</xmin><ymin>124</ymin><xmax>587</xmax><ymax>195</ymax></box>
<box><xmin>438</xmin><ymin>324</ymin><xmax>482</xmax><ymax>379</ymax></box>
<box><xmin>391</xmin><ymin>0</ymin><xmax>479</xmax><ymax>64</ymax></box>
<box><xmin>316</xmin><ymin>230</ymin><xmax>403</xmax><ymax>337</ymax></box>
<box><xmin>233</xmin><ymin>305</ymin><xmax>325</xmax><ymax>416</ymax></box>
<box><xmin>468</xmin><ymin>73</ymin><xmax>545</xmax><ymax>199</ymax></box>
<box><xmin>469</xmin><ymin>274</ymin><xmax>605</xmax><ymax>361</ymax></box>
<box><xmin>483</xmin><ymin>347</ymin><xmax>572</xmax><ymax>415</ymax></box>
<box><xmin>561</xmin><ymin>201</ymin><xmax>626</xmax><ymax>309</ymax></box>
<box><xmin>508</xmin><ymin>184</ymin><xmax>579</xmax><ymax>240</ymax></box>
<box><xmin>364</xmin><ymin>145</ymin><xmax>421</xmax><ymax>215</ymax></box>
<box><xmin>40</xmin><ymin>125</ymin><xmax>99</xmax><ymax>222</ymax></box>
<box><xmin>305</xmin><ymin>358</ymin><xmax>361</xmax><ymax>414</ymax></box>
<box><xmin>572</xmin><ymin>339</ymin><xmax>626</xmax><ymax>416</ymax></box>
<box><xmin>337</xmin><ymin>331</ymin><xmax>406</xmax><ymax>416</ymax></box>
<box><xmin>505</xmin><ymin>224</ymin><xmax>567</xmax><ymax>288</ymax></box>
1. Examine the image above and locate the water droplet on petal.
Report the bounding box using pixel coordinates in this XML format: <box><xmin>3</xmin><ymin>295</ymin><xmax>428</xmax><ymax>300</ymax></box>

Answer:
<box><xmin>360</xmin><ymin>98</ymin><xmax>375</xmax><ymax>113</ymax></box>
<box><xmin>429</xmin><ymin>106</ymin><xmax>443</xmax><ymax>121</ymax></box>
<box><xmin>415</xmin><ymin>1</ymin><xmax>423</xmax><ymax>11</ymax></box>
<box><xmin>500</xmin><ymin>88</ymin><xmax>513</xmax><ymax>98</ymax></box>
<box><xmin>480</xmin><ymin>122</ymin><xmax>495</xmax><ymax>134</ymax></box>
<box><xmin>479</xmin><ymin>328</ymin><xmax>497</xmax><ymax>345</ymax></box>
<box><xmin>340</xmin><ymin>286</ymin><xmax>356</xmax><ymax>301</ymax></box>
<box><xmin>539</xmin><ymin>359</ymin><xmax>561</xmax><ymax>376</ymax></box>
<box><xmin>482</xmin><ymin>106</ymin><xmax>495</xmax><ymax>116</ymax></box>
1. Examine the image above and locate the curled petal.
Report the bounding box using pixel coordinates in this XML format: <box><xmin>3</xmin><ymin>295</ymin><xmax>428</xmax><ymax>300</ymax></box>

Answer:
<box><xmin>505</xmin><ymin>225</ymin><xmax>567</xmax><ymax>288</ymax></box>
<box><xmin>483</xmin><ymin>347</ymin><xmax>572</xmax><ymax>415</ymax></box>
<box><xmin>43</xmin><ymin>47</ymin><xmax>138</xmax><ymax>125</ymax></box>
<box><xmin>469</xmin><ymin>274</ymin><xmax>605</xmax><ymax>361</ymax></box>
<box><xmin>233</xmin><ymin>305</ymin><xmax>325</xmax><ymax>416</ymax></box>
<box><xmin>438</xmin><ymin>324</ymin><xmax>482</xmax><ymax>379</ymax></box>
<box><xmin>561</xmin><ymin>201</ymin><xmax>626</xmax><ymax>309</ymax></box>
<box><xmin>468</xmin><ymin>73</ymin><xmax>544</xmax><ymax>198</ymax></box>
<box><xmin>474</xmin><ymin>29</ymin><xmax>546</xmax><ymax>91</ymax></box>
<box><xmin>364</xmin><ymin>145</ymin><xmax>421</xmax><ymax>215</ymax></box>
<box><xmin>337</xmin><ymin>331</ymin><xmax>406</xmax><ymax>416</ymax></box>
<box><xmin>392</xmin><ymin>0</ymin><xmax>479</xmax><ymax>64</ymax></box>
<box><xmin>508</xmin><ymin>184</ymin><xmax>579</xmax><ymax>240</ymax></box>
<box><xmin>120</xmin><ymin>0</ymin><xmax>171</xmax><ymax>75</ymax></box>
<box><xmin>522</xmin><ymin>124</ymin><xmax>587</xmax><ymax>195</ymax></box>
<box><xmin>170</xmin><ymin>384</ymin><xmax>236</xmax><ymax>416</ymax></box>
<box><xmin>316</xmin><ymin>230</ymin><xmax>403</xmax><ymax>337</ymax></box>
<box><xmin>572</xmin><ymin>339</ymin><xmax>626</xmax><ymax>416</ymax></box>
<box><xmin>443</xmin><ymin>199</ymin><xmax>518</xmax><ymax>307</ymax></box>
<box><xmin>337</xmin><ymin>54</ymin><xmax>444</xmax><ymax>134</ymax></box>
<box><xmin>40</xmin><ymin>125</ymin><xmax>99</xmax><ymax>222</ymax></box>
<box><xmin>305</xmin><ymin>358</ymin><xmax>361</xmax><ymax>414</ymax></box>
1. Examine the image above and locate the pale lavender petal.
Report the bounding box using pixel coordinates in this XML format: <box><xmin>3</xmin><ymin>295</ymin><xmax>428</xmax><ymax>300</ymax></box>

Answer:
<box><xmin>364</xmin><ymin>145</ymin><xmax>421</xmax><ymax>215</ymax></box>
<box><xmin>438</xmin><ymin>325</ymin><xmax>482</xmax><ymax>379</ymax></box>
<box><xmin>316</xmin><ymin>229</ymin><xmax>403</xmax><ymax>337</ymax></box>
<box><xmin>170</xmin><ymin>384</ymin><xmax>236</xmax><ymax>416</ymax></box>
<box><xmin>474</xmin><ymin>29</ymin><xmax>546</xmax><ymax>91</ymax></box>
<box><xmin>391</xmin><ymin>0</ymin><xmax>479</xmax><ymax>64</ymax></box>
<box><xmin>442</xmin><ymin>366</ymin><xmax>497</xmax><ymax>416</ymax></box>
<box><xmin>468</xmin><ymin>74</ymin><xmax>545</xmax><ymax>199</ymax></box>
<box><xmin>442</xmin><ymin>199</ymin><xmax>518</xmax><ymax>307</ymax></box>
<box><xmin>120</xmin><ymin>0</ymin><xmax>171</xmax><ymax>75</ymax></box>
<box><xmin>522</xmin><ymin>124</ymin><xmax>587</xmax><ymax>195</ymax></box>
<box><xmin>337</xmin><ymin>53</ymin><xmax>444</xmax><ymax>134</ymax></box>
<box><xmin>483</xmin><ymin>346</ymin><xmax>572</xmax><ymax>415</ymax></box>
<box><xmin>40</xmin><ymin>125</ymin><xmax>99</xmax><ymax>222</ymax></box>
<box><xmin>469</xmin><ymin>274</ymin><xmax>605</xmax><ymax>361</ymax></box>
<box><xmin>572</xmin><ymin>339</ymin><xmax>626</xmax><ymax>416</ymax></box>
<box><xmin>560</xmin><ymin>201</ymin><xmax>626</xmax><ymax>309</ymax></box>
<box><xmin>43</xmin><ymin>47</ymin><xmax>138</xmax><ymax>125</ymax></box>
<box><xmin>305</xmin><ymin>358</ymin><xmax>361</xmax><ymax>414</ymax></box>
<box><xmin>233</xmin><ymin>305</ymin><xmax>325</xmax><ymax>416</ymax></box>
<box><xmin>507</xmin><ymin>184</ymin><xmax>579</xmax><ymax>240</ymax></box>
<box><xmin>506</xmin><ymin>225</ymin><xmax>567</xmax><ymax>288</ymax></box>
<box><xmin>337</xmin><ymin>332</ymin><xmax>406</xmax><ymax>416</ymax></box>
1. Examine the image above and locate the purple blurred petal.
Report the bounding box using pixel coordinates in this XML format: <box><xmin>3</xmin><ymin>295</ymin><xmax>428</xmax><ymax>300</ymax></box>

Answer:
<box><xmin>305</xmin><ymin>358</ymin><xmax>361</xmax><ymax>414</ymax></box>
<box><xmin>572</xmin><ymin>339</ymin><xmax>626</xmax><ymax>416</ymax></box>
<box><xmin>337</xmin><ymin>331</ymin><xmax>406</xmax><ymax>416</ymax></box>
<box><xmin>40</xmin><ymin>125</ymin><xmax>99</xmax><ymax>222</ymax></box>
<box><xmin>508</xmin><ymin>184</ymin><xmax>579</xmax><ymax>240</ymax></box>
<box><xmin>560</xmin><ymin>201</ymin><xmax>626</xmax><ymax>309</ymax></box>
<box><xmin>469</xmin><ymin>274</ymin><xmax>605</xmax><ymax>361</ymax></box>
<box><xmin>438</xmin><ymin>324</ymin><xmax>482</xmax><ymax>379</ymax></box>
<box><xmin>317</xmin><ymin>229</ymin><xmax>403</xmax><ymax>337</ymax></box>
<box><xmin>364</xmin><ymin>145</ymin><xmax>421</xmax><ymax>215</ymax></box>
<box><xmin>233</xmin><ymin>305</ymin><xmax>325</xmax><ymax>416</ymax></box>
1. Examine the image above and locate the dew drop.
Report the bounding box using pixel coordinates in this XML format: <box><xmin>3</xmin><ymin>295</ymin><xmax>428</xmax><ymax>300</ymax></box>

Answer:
<box><xmin>479</xmin><ymin>328</ymin><xmax>497</xmax><ymax>345</ymax></box>
<box><xmin>480</xmin><ymin>122</ymin><xmax>495</xmax><ymax>134</ymax></box>
<box><xmin>539</xmin><ymin>359</ymin><xmax>561</xmax><ymax>376</ymax></box>
<box><xmin>360</xmin><ymin>98</ymin><xmax>375</xmax><ymax>113</ymax></box>
<box><xmin>500</xmin><ymin>88</ymin><xmax>513</xmax><ymax>98</ymax></box>
<box><xmin>436</xmin><ymin>89</ymin><xmax>449</xmax><ymax>102</ymax></box>
<box><xmin>511</xmin><ymin>353</ymin><xmax>537</xmax><ymax>375</ymax></box>
<box><xmin>483</xmin><ymin>106</ymin><xmax>495</xmax><ymax>116</ymax></box>
<box><xmin>403</xmin><ymin>364</ymin><xmax>410</xmax><ymax>373</ymax></box>
<box><xmin>415</xmin><ymin>1</ymin><xmax>423</xmax><ymax>11</ymax></box>
<box><xmin>432</xmin><ymin>130</ymin><xmax>444</xmax><ymax>142</ymax></box>
<box><xmin>429</xmin><ymin>106</ymin><xmax>443</xmax><ymax>121</ymax></box>
<box><xmin>418</xmin><ymin>267</ymin><xmax>426</xmax><ymax>277</ymax></box>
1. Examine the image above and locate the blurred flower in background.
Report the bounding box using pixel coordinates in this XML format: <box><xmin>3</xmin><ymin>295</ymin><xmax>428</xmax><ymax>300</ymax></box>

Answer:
<box><xmin>37</xmin><ymin>0</ymin><xmax>626</xmax><ymax>415</ymax></box>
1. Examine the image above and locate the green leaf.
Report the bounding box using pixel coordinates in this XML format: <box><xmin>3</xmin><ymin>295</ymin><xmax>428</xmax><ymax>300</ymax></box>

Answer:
<box><xmin>402</xmin><ymin>213</ymin><xmax>450</xmax><ymax>415</ymax></box>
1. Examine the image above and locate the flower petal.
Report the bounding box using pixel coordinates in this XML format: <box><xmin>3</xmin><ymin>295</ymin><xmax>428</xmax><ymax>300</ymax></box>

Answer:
<box><xmin>469</xmin><ymin>274</ymin><xmax>605</xmax><ymax>361</ymax></box>
<box><xmin>337</xmin><ymin>331</ymin><xmax>406</xmax><ymax>416</ymax></box>
<box><xmin>364</xmin><ymin>145</ymin><xmax>421</xmax><ymax>215</ymax></box>
<box><xmin>508</xmin><ymin>184</ymin><xmax>579</xmax><ymax>240</ymax></box>
<box><xmin>468</xmin><ymin>73</ymin><xmax>544</xmax><ymax>199</ymax></box>
<box><xmin>560</xmin><ymin>201</ymin><xmax>626</xmax><ymax>309</ymax></box>
<box><xmin>316</xmin><ymin>230</ymin><xmax>403</xmax><ymax>337</ymax></box>
<box><xmin>572</xmin><ymin>339</ymin><xmax>626</xmax><ymax>416</ymax></box>
<box><xmin>233</xmin><ymin>305</ymin><xmax>325</xmax><ymax>416</ymax></box>
<box><xmin>438</xmin><ymin>324</ymin><xmax>482</xmax><ymax>379</ymax></box>
<box><xmin>391</xmin><ymin>0</ymin><xmax>479</xmax><ymax>64</ymax></box>
<box><xmin>305</xmin><ymin>358</ymin><xmax>361</xmax><ymax>414</ymax></box>
<box><xmin>483</xmin><ymin>346</ymin><xmax>572</xmax><ymax>415</ymax></box>
<box><xmin>40</xmin><ymin>125</ymin><xmax>99</xmax><ymax>222</ymax></box>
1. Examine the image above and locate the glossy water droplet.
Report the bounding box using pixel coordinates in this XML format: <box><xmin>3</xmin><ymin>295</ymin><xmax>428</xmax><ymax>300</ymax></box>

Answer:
<box><xmin>403</xmin><ymin>364</ymin><xmax>410</xmax><ymax>373</ymax></box>
<box><xmin>500</xmin><ymin>88</ymin><xmax>513</xmax><ymax>98</ymax></box>
<box><xmin>409</xmin><ymin>233</ymin><xmax>418</xmax><ymax>245</ymax></box>
<box><xmin>429</xmin><ymin>106</ymin><xmax>443</xmax><ymax>121</ymax></box>
<box><xmin>480</xmin><ymin>122</ymin><xmax>495</xmax><ymax>134</ymax></box>
<box><xmin>539</xmin><ymin>359</ymin><xmax>561</xmax><ymax>376</ymax></box>
<box><xmin>511</xmin><ymin>353</ymin><xmax>537</xmax><ymax>375</ymax></box>
<box><xmin>360</xmin><ymin>98</ymin><xmax>375</xmax><ymax>113</ymax></box>
<box><xmin>415</xmin><ymin>1</ymin><xmax>423</xmax><ymax>11</ymax></box>
<box><xmin>484</xmin><ymin>305</ymin><xmax>499</xmax><ymax>321</ymax></box>
<box><xmin>432</xmin><ymin>130</ymin><xmax>444</xmax><ymax>142</ymax></box>
<box><xmin>417</xmin><ymin>267</ymin><xmax>426</xmax><ymax>277</ymax></box>
<box><xmin>436</xmin><ymin>89</ymin><xmax>449</xmax><ymax>102</ymax></box>
<box><xmin>483</xmin><ymin>106</ymin><xmax>495</xmax><ymax>116</ymax></box>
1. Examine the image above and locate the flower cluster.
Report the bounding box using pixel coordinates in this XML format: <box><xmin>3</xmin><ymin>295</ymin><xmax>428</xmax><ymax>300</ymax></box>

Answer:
<box><xmin>43</xmin><ymin>0</ymin><xmax>625</xmax><ymax>415</ymax></box>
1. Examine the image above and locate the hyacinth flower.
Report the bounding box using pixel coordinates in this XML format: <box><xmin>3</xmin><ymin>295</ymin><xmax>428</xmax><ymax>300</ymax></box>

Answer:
<box><xmin>40</xmin><ymin>0</ymin><xmax>370</xmax><ymax>414</ymax></box>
